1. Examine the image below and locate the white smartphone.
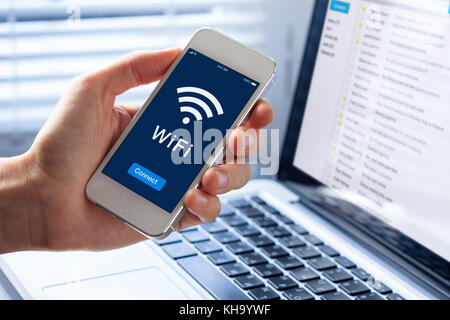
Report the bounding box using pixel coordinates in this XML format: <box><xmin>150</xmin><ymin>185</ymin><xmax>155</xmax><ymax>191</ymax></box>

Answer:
<box><xmin>86</xmin><ymin>28</ymin><xmax>276</xmax><ymax>239</ymax></box>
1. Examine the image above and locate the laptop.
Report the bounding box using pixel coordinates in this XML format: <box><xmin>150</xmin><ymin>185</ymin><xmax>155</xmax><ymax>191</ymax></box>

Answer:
<box><xmin>0</xmin><ymin>0</ymin><xmax>449</xmax><ymax>300</ymax></box>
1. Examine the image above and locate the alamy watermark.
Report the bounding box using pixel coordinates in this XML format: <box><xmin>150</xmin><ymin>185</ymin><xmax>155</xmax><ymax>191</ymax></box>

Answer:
<box><xmin>149</xmin><ymin>121</ymin><xmax>280</xmax><ymax>176</ymax></box>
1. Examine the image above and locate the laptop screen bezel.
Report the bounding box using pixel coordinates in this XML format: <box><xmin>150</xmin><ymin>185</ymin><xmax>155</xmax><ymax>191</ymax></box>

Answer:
<box><xmin>278</xmin><ymin>0</ymin><xmax>450</xmax><ymax>287</ymax></box>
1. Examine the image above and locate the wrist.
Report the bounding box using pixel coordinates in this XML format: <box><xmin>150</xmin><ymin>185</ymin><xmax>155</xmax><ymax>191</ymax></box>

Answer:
<box><xmin>0</xmin><ymin>152</ymin><xmax>46</xmax><ymax>253</ymax></box>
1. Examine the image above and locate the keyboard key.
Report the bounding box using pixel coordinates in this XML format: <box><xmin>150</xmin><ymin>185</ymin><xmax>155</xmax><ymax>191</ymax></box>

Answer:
<box><xmin>240</xmin><ymin>252</ymin><xmax>267</xmax><ymax>266</ymax></box>
<box><xmin>323</xmin><ymin>268</ymin><xmax>353</xmax><ymax>283</ymax></box>
<box><xmin>234</xmin><ymin>274</ymin><xmax>264</xmax><ymax>290</ymax></box>
<box><xmin>220</xmin><ymin>204</ymin><xmax>235</xmax><ymax>217</ymax></box>
<box><xmin>248</xmin><ymin>235</ymin><xmax>274</xmax><ymax>247</ymax></box>
<box><xmin>374</xmin><ymin>282</ymin><xmax>392</xmax><ymax>295</ymax></box>
<box><xmin>275</xmin><ymin>215</ymin><xmax>294</xmax><ymax>225</ymax></box>
<box><xmin>319</xmin><ymin>245</ymin><xmax>340</xmax><ymax>257</ymax></box>
<box><xmin>226</xmin><ymin>241</ymin><xmax>253</xmax><ymax>254</ymax></box>
<box><xmin>283</xmin><ymin>288</ymin><xmax>314</xmax><ymax>300</ymax></box>
<box><xmin>207</xmin><ymin>251</ymin><xmax>235</xmax><ymax>265</ymax></box>
<box><xmin>182</xmin><ymin>230</ymin><xmax>209</xmax><ymax>243</ymax></box>
<box><xmin>162</xmin><ymin>242</ymin><xmax>197</xmax><ymax>259</ymax></box>
<box><xmin>194</xmin><ymin>240</ymin><xmax>222</xmax><ymax>254</ymax></box>
<box><xmin>321</xmin><ymin>292</ymin><xmax>350</xmax><ymax>300</ymax></box>
<box><xmin>179</xmin><ymin>226</ymin><xmax>197</xmax><ymax>233</ymax></box>
<box><xmin>303</xmin><ymin>234</ymin><xmax>324</xmax><ymax>246</ymax></box>
<box><xmin>239</xmin><ymin>206</ymin><xmax>265</xmax><ymax>218</ymax></box>
<box><xmin>252</xmin><ymin>216</ymin><xmax>277</xmax><ymax>228</ymax></box>
<box><xmin>234</xmin><ymin>225</ymin><xmax>260</xmax><ymax>237</ymax></box>
<box><xmin>220</xmin><ymin>262</ymin><xmax>249</xmax><ymax>277</ymax></box>
<box><xmin>155</xmin><ymin>232</ymin><xmax>182</xmax><ymax>245</ymax></box>
<box><xmin>279</xmin><ymin>236</ymin><xmax>306</xmax><ymax>248</ymax></box>
<box><xmin>335</xmin><ymin>256</ymin><xmax>356</xmax><ymax>269</ymax></box>
<box><xmin>248</xmin><ymin>286</ymin><xmax>280</xmax><ymax>300</ymax></box>
<box><xmin>202</xmin><ymin>221</ymin><xmax>227</xmax><ymax>234</ymax></box>
<box><xmin>290</xmin><ymin>267</ymin><xmax>320</xmax><ymax>282</ymax></box>
<box><xmin>339</xmin><ymin>280</ymin><xmax>370</xmax><ymax>296</ymax></box>
<box><xmin>229</xmin><ymin>199</ymin><xmax>252</xmax><ymax>208</ymax></box>
<box><xmin>177</xmin><ymin>255</ymin><xmax>248</xmax><ymax>300</ymax></box>
<box><xmin>305</xmin><ymin>279</ymin><xmax>336</xmax><ymax>295</ymax></box>
<box><xmin>264</xmin><ymin>226</ymin><xmax>291</xmax><ymax>238</ymax></box>
<box><xmin>214</xmin><ymin>231</ymin><xmax>240</xmax><ymax>244</ymax></box>
<box><xmin>386</xmin><ymin>293</ymin><xmax>405</xmax><ymax>300</ymax></box>
<box><xmin>274</xmin><ymin>256</ymin><xmax>304</xmax><ymax>270</ymax></box>
<box><xmin>292</xmin><ymin>246</ymin><xmax>321</xmax><ymax>259</ymax></box>
<box><xmin>261</xmin><ymin>204</ymin><xmax>280</xmax><ymax>215</ymax></box>
<box><xmin>250</xmin><ymin>196</ymin><xmax>266</xmax><ymax>205</ymax></box>
<box><xmin>290</xmin><ymin>224</ymin><xmax>308</xmax><ymax>235</ymax></box>
<box><xmin>356</xmin><ymin>292</ymin><xmax>383</xmax><ymax>300</ymax></box>
<box><xmin>267</xmin><ymin>275</ymin><xmax>298</xmax><ymax>290</ymax></box>
<box><xmin>253</xmin><ymin>263</ymin><xmax>283</xmax><ymax>278</ymax></box>
<box><xmin>308</xmin><ymin>257</ymin><xmax>337</xmax><ymax>271</ymax></box>
<box><xmin>351</xmin><ymin>268</ymin><xmax>372</xmax><ymax>281</ymax></box>
<box><xmin>222</xmin><ymin>215</ymin><xmax>247</xmax><ymax>227</ymax></box>
<box><xmin>260</xmin><ymin>245</ymin><xmax>289</xmax><ymax>258</ymax></box>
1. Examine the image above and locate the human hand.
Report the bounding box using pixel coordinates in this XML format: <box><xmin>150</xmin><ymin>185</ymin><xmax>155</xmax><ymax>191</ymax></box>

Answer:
<box><xmin>0</xmin><ymin>49</ymin><xmax>273</xmax><ymax>253</ymax></box>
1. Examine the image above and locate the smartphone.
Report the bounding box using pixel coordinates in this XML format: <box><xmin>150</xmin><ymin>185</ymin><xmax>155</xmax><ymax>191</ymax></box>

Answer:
<box><xmin>86</xmin><ymin>28</ymin><xmax>276</xmax><ymax>239</ymax></box>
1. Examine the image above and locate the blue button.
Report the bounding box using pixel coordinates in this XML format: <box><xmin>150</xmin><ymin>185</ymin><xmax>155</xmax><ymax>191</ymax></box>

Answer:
<box><xmin>330</xmin><ymin>0</ymin><xmax>350</xmax><ymax>14</ymax></box>
<box><xmin>128</xmin><ymin>162</ymin><xmax>166</xmax><ymax>191</ymax></box>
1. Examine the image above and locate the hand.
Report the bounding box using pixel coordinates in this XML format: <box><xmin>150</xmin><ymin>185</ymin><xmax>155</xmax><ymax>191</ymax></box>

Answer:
<box><xmin>0</xmin><ymin>49</ymin><xmax>273</xmax><ymax>253</ymax></box>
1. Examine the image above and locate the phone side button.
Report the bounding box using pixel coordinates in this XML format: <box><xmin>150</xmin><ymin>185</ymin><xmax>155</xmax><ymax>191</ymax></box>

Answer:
<box><xmin>177</xmin><ymin>255</ymin><xmax>250</xmax><ymax>300</ymax></box>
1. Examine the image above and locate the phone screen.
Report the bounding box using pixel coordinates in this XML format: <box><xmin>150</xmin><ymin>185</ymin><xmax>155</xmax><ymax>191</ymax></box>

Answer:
<box><xmin>102</xmin><ymin>49</ymin><xmax>259</xmax><ymax>213</ymax></box>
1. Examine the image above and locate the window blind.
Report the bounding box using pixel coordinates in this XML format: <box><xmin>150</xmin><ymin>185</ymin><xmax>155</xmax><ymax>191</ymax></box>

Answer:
<box><xmin>0</xmin><ymin>0</ymin><xmax>268</xmax><ymax>155</ymax></box>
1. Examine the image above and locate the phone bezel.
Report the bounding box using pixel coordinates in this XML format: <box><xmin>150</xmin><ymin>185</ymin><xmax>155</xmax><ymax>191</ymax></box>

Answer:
<box><xmin>86</xmin><ymin>28</ymin><xmax>276</xmax><ymax>238</ymax></box>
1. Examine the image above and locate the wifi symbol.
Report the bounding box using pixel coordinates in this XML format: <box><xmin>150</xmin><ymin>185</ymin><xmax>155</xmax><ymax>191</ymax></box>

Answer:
<box><xmin>177</xmin><ymin>87</ymin><xmax>224</xmax><ymax>124</ymax></box>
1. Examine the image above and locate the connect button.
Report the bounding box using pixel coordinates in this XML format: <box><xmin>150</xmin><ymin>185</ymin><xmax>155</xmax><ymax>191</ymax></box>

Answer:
<box><xmin>128</xmin><ymin>162</ymin><xmax>166</xmax><ymax>191</ymax></box>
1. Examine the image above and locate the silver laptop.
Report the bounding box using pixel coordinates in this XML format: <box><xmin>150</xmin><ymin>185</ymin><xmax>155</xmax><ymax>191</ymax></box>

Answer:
<box><xmin>0</xmin><ymin>0</ymin><xmax>449</xmax><ymax>300</ymax></box>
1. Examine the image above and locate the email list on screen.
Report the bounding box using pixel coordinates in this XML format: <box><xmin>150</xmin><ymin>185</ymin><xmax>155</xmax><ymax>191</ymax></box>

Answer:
<box><xmin>294</xmin><ymin>0</ymin><xmax>450</xmax><ymax>261</ymax></box>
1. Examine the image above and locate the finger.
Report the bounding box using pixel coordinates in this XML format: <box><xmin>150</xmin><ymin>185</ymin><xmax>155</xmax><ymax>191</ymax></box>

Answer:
<box><xmin>83</xmin><ymin>48</ymin><xmax>181</xmax><ymax>96</ymax></box>
<box><xmin>183</xmin><ymin>189</ymin><xmax>220</xmax><ymax>223</ymax></box>
<box><xmin>223</xmin><ymin>100</ymin><xmax>273</xmax><ymax>160</ymax></box>
<box><xmin>173</xmin><ymin>211</ymin><xmax>202</xmax><ymax>231</ymax></box>
<box><xmin>112</xmin><ymin>104</ymin><xmax>142</xmax><ymax>142</ymax></box>
<box><xmin>243</xmin><ymin>99</ymin><xmax>273</xmax><ymax>129</ymax></box>
<box><xmin>225</xmin><ymin>126</ymin><xmax>259</xmax><ymax>160</ymax></box>
<box><xmin>115</xmin><ymin>104</ymin><xmax>141</xmax><ymax>118</ymax></box>
<box><xmin>201</xmin><ymin>164</ymin><xmax>251</xmax><ymax>195</ymax></box>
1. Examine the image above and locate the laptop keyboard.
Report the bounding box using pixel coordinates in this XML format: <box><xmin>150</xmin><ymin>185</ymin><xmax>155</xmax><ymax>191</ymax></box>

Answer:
<box><xmin>155</xmin><ymin>196</ymin><xmax>405</xmax><ymax>300</ymax></box>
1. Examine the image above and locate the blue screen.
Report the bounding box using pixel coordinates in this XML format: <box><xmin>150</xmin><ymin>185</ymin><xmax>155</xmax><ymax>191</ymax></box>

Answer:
<box><xmin>102</xmin><ymin>49</ymin><xmax>259</xmax><ymax>212</ymax></box>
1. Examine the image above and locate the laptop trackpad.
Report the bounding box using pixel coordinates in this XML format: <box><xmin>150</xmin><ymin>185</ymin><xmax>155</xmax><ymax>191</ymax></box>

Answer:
<box><xmin>42</xmin><ymin>267</ymin><xmax>188</xmax><ymax>299</ymax></box>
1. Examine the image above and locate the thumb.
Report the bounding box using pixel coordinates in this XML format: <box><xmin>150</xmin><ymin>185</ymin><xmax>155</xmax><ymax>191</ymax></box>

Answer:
<box><xmin>87</xmin><ymin>48</ymin><xmax>181</xmax><ymax>96</ymax></box>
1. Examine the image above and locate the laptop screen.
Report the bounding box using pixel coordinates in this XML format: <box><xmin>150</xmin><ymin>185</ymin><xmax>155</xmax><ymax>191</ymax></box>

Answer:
<box><xmin>293</xmin><ymin>0</ymin><xmax>450</xmax><ymax>261</ymax></box>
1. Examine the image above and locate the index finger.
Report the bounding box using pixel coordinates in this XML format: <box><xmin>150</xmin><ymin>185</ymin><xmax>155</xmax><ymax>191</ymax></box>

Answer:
<box><xmin>243</xmin><ymin>99</ymin><xmax>273</xmax><ymax>129</ymax></box>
